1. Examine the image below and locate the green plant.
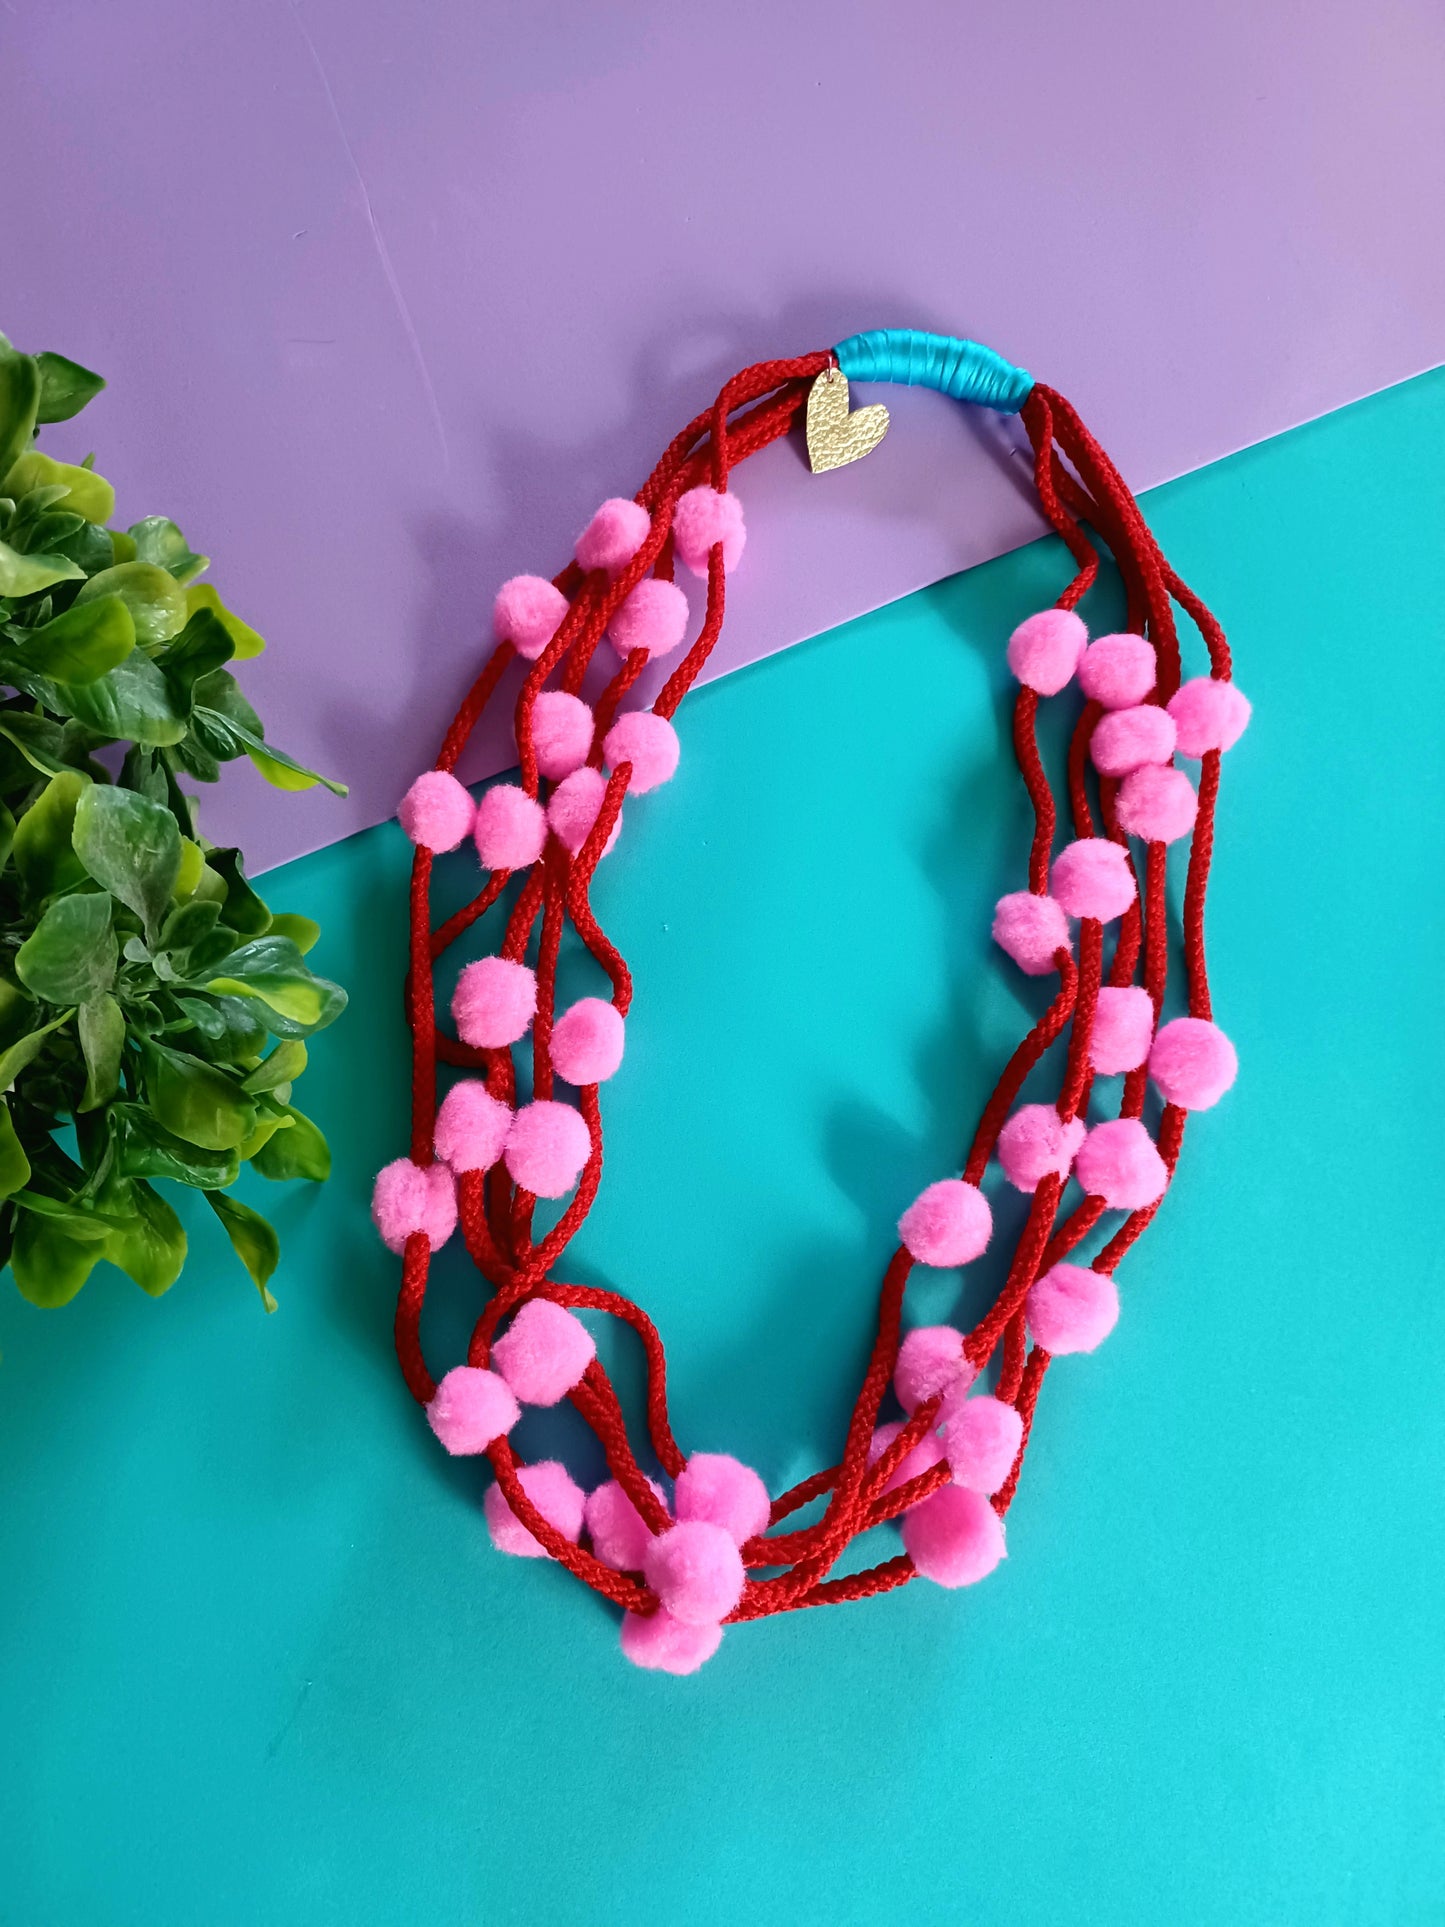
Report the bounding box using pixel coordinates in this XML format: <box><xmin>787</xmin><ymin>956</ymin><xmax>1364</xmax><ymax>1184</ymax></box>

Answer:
<box><xmin>0</xmin><ymin>331</ymin><xmax>347</xmax><ymax>1312</ymax></box>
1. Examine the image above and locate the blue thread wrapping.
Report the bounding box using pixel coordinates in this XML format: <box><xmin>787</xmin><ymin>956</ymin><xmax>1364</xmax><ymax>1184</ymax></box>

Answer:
<box><xmin>832</xmin><ymin>329</ymin><xmax>1033</xmax><ymax>414</ymax></box>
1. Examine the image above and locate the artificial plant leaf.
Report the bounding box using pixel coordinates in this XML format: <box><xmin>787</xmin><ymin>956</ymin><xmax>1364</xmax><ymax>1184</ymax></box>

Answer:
<box><xmin>111</xmin><ymin>1103</ymin><xmax>241</xmax><ymax>1190</ymax></box>
<box><xmin>0</xmin><ymin>1009</ymin><xmax>73</xmax><ymax>1092</ymax></box>
<box><xmin>180</xmin><ymin>992</ymin><xmax>270</xmax><ymax>1063</ymax></box>
<box><xmin>189</xmin><ymin>698</ymin><xmax>347</xmax><ymax>797</ymax></box>
<box><xmin>78</xmin><ymin>992</ymin><xmax>126</xmax><ymax>1110</ymax></box>
<box><xmin>156</xmin><ymin>609</ymin><xmax>233</xmax><ymax>713</ymax></box>
<box><xmin>14</xmin><ymin>592</ymin><xmax>136</xmax><ymax>683</ymax></box>
<box><xmin>0</xmin><ymin>536</ymin><xmax>85</xmax><ymax>598</ymax></box>
<box><xmin>33</xmin><ymin>351</ymin><xmax>105</xmax><ymax>424</ymax></box>
<box><xmin>15</xmin><ymin>892</ymin><xmax>116</xmax><ymax>1004</ymax></box>
<box><xmin>0</xmin><ymin>801</ymin><xmax>14</xmax><ymax>876</ymax></box>
<box><xmin>183</xmin><ymin>581</ymin><xmax>264</xmax><ymax>659</ymax></box>
<box><xmin>204</xmin><ymin>1189</ymin><xmax>279</xmax><ymax>1310</ymax></box>
<box><xmin>100</xmin><ymin>1177</ymin><xmax>187</xmax><ymax>1296</ymax></box>
<box><xmin>171</xmin><ymin>835</ymin><xmax>205</xmax><ymax>900</ymax></box>
<box><xmin>0</xmin><ymin>711</ymin><xmax>70</xmax><ymax>778</ymax></box>
<box><xmin>2</xmin><ymin>450</ymin><xmax>115</xmax><ymax>524</ymax></box>
<box><xmin>12</xmin><ymin>768</ymin><xmax>89</xmax><ymax>898</ymax></box>
<box><xmin>75</xmin><ymin>561</ymin><xmax>187</xmax><ymax>645</ymax></box>
<box><xmin>56</xmin><ymin>649</ymin><xmax>187</xmax><ymax>745</ymax></box>
<box><xmin>0</xmin><ymin>1097</ymin><xmax>32</xmax><ymax>1196</ymax></box>
<box><xmin>10</xmin><ymin>1210</ymin><xmax>101</xmax><ymax>1306</ymax></box>
<box><xmin>141</xmin><ymin>1040</ymin><xmax>256</xmax><ymax>1150</ymax></box>
<box><xmin>159</xmin><ymin>896</ymin><xmax>219</xmax><ymax>954</ymax></box>
<box><xmin>53</xmin><ymin>521</ymin><xmax>115</xmax><ymax>576</ymax></box>
<box><xmin>205</xmin><ymin>846</ymin><xmax>270</xmax><ymax>936</ymax></box>
<box><xmin>198</xmin><ymin>935</ymin><xmax>347</xmax><ymax>1038</ymax></box>
<box><xmin>0</xmin><ymin>337</ymin><xmax>41</xmax><ymax>481</ymax></box>
<box><xmin>127</xmin><ymin>516</ymin><xmax>208</xmax><ymax>584</ymax></box>
<box><xmin>72</xmin><ymin>780</ymin><xmax>181</xmax><ymax>939</ymax></box>
<box><xmin>240</xmin><ymin>1039</ymin><xmax>307</xmax><ymax>1094</ymax></box>
<box><xmin>250</xmin><ymin>1104</ymin><xmax>330</xmax><ymax>1181</ymax></box>
<box><xmin>237</xmin><ymin>1105</ymin><xmax>291</xmax><ymax>1161</ymax></box>
<box><xmin>263</xmin><ymin>912</ymin><xmax>320</xmax><ymax>955</ymax></box>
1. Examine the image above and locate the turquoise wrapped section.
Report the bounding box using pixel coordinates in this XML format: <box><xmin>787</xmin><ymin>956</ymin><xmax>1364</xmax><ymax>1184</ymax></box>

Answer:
<box><xmin>832</xmin><ymin>328</ymin><xmax>1033</xmax><ymax>413</ymax></box>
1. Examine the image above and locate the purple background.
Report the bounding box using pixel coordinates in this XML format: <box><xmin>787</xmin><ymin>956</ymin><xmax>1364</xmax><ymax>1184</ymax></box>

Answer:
<box><xmin>7</xmin><ymin>0</ymin><xmax>1444</xmax><ymax>871</ymax></box>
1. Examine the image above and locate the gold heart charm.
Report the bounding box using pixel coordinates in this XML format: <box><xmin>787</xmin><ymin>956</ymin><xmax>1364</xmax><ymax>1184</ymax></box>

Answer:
<box><xmin>805</xmin><ymin>366</ymin><xmax>890</xmax><ymax>474</ymax></box>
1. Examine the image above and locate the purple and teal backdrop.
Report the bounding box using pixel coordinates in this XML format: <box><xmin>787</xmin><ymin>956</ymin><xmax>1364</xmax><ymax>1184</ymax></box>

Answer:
<box><xmin>6</xmin><ymin>0</ymin><xmax>1444</xmax><ymax>869</ymax></box>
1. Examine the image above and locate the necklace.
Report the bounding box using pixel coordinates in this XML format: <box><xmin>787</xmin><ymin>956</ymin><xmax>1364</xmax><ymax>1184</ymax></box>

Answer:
<box><xmin>377</xmin><ymin>330</ymin><xmax>1250</xmax><ymax>1674</ymax></box>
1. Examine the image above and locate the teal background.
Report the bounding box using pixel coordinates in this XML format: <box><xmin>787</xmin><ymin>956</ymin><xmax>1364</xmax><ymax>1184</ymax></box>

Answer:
<box><xmin>2</xmin><ymin>371</ymin><xmax>1443</xmax><ymax>1926</ymax></box>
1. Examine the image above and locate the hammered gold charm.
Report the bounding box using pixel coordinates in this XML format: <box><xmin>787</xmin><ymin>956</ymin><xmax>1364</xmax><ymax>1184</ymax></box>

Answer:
<box><xmin>805</xmin><ymin>366</ymin><xmax>890</xmax><ymax>474</ymax></box>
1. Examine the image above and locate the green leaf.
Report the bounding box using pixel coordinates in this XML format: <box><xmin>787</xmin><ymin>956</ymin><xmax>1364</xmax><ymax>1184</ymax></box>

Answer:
<box><xmin>100</xmin><ymin>1177</ymin><xmax>187</xmax><ymax>1296</ymax></box>
<box><xmin>141</xmin><ymin>1040</ymin><xmax>256</xmax><ymax>1150</ymax></box>
<box><xmin>127</xmin><ymin>516</ymin><xmax>208</xmax><ymax>585</ymax></box>
<box><xmin>12</xmin><ymin>768</ymin><xmax>89</xmax><ymax>897</ymax></box>
<box><xmin>250</xmin><ymin>1104</ymin><xmax>330</xmax><ymax>1181</ymax></box>
<box><xmin>75</xmin><ymin>562</ymin><xmax>187</xmax><ymax>645</ymax></box>
<box><xmin>0</xmin><ymin>800</ymin><xmax>15</xmax><ymax>875</ymax></box>
<box><xmin>156</xmin><ymin>609</ymin><xmax>233</xmax><ymax>712</ymax></box>
<box><xmin>263</xmin><ymin>912</ymin><xmax>320</xmax><ymax>955</ymax></box>
<box><xmin>0</xmin><ymin>338</ymin><xmax>41</xmax><ymax>482</ymax></box>
<box><xmin>171</xmin><ymin>835</ymin><xmax>205</xmax><ymax>899</ymax></box>
<box><xmin>55</xmin><ymin>649</ymin><xmax>187</xmax><ymax>746</ymax></box>
<box><xmin>78</xmin><ymin>993</ymin><xmax>125</xmax><ymax>1110</ymax></box>
<box><xmin>180</xmin><ymin>993</ymin><xmax>270</xmax><ymax>1063</ymax></box>
<box><xmin>240</xmin><ymin>1039</ymin><xmax>308</xmax><ymax>1094</ymax></box>
<box><xmin>0</xmin><ymin>535</ymin><xmax>85</xmax><ymax>598</ymax></box>
<box><xmin>189</xmin><ymin>702</ymin><xmax>347</xmax><ymax>797</ymax></box>
<box><xmin>33</xmin><ymin>351</ymin><xmax>105</xmax><ymax>425</ymax></box>
<box><xmin>237</xmin><ymin>1105</ymin><xmax>291</xmax><ymax>1161</ymax></box>
<box><xmin>72</xmin><ymin>781</ymin><xmax>181</xmax><ymax>939</ymax></box>
<box><xmin>0</xmin><ymin>1098</ymin><xmax>32</xmax><ymax>1197</ymax></box>
<box><xmin>15</xmin><ymin>893</ymin><xmax>116</xmax><ymax>1003</ymax></box>
<box><xmin>111</xmin><ymin>1103</ymin><xmax>240</xmax><ymax>1190</ymax></box>
<box><xmin>204</xmin><ymin>1190</ymin><xmax>279</xmax><ymax>1310</ymax></box>
<box><xmin>206</xmin><ymin>846</ymin><xmax>270</xmax><ymax>937</ymax></box>
<box><xmin>13</xmin><ymin>592</ymin><xmax>135</xmax><ymax>684</ymax></box>
<box><xmin>0</xmin><ymin>713</ymin><xmax>69</xmax><ymax>778</ymax></box>
<box><xmin>10</xmin><ymin>1209</ymin><xmax>101</xmax><ymax>1306</ymax></box>
<box><xmin>2</xmin><ymin>451</ymin><xmax>115</xmax><ymax>524</ymax></box>
<box><xmin>198</xmin><ymin>935</ymin><xmax>347</xmax><ymax>1038</ymax></box>
<box><xmin>0</xmin><ymin>1009</ymin><xmax>73</xmax><ymax>1092</ymax></box>
<box><xmin>183</xmin><ymin>581</ymin><xmax>264</xmax><ymax>659</ymax></box>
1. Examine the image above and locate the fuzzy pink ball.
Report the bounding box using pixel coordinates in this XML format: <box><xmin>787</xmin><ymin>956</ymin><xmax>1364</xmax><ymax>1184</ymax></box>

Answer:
<box><xmin>1167</xmin><ymin>676</ymin><xmax>1251</xmax><ymax>756</ymax></box>
<box><xmin>997</xmin><ymin>1104</ymin><xmax>1086</xmax><ymax>1194</ymax></box>
<box><xmin>894</xmin><ymin>1325</ymin><xmax>975</xmax><ymax>1414</ymax></box>
<box><xmin>674</xmin><ymin>1454</ymin><xmax>770</xmax><ymax>1547</ymax></box>
<box><xmin>452</xmin><ymin>956</ymin><xmax>537</xmax><ymax>1049</ymax></box>
<box><xmin>602</xmin><ymin>710</ymin><xmax>680</xmax><ymax>794</ymax></box>
<box><xmin>1006</xmin><ymin>608</ymin><xmax>1087</xmax><ymax>696</ymax></box>
<box><xmin>992</xmin><ymin>891</ymin><xmax>1071</xmax><ymax>975</ymax></box>
<box><xmin>943</xmin><ymin>1394</ymin><xmax>1024</xmax><ymax>1494</ymax></box>
<box><xmin>491</xmin><ymin>1297</ymin><xmax>596</xmax><ymax>1405</ymax></box>
<box><xmin>903</xmin><ymin>1485</ymin><xmax>1007</xmax><ymax>1587</ymax></box>
<box><xmin>1027</xmin><ymin>1262</ymin><xmax>1120</xmax><ymax>1354</ymax></box>
<box><xmin>1051</xmin><ymin>838</ymin><xmax>1137</xmax><ymax>922</ymax></box>
<box><xmin>672</xmin><ymin>485</ymin><xmax>747</xmax><ymax>576</ymax></box>
<box><xmin>1078</xmin><ymin>632</ymin><xmax>1157</xmax><ymax>708</ymax></box>
<box><xmin>1090</xmin><ymin>704</ymin><xmax>1177</xmax><ymax>776</ymax></box>
<box><xmin>398</xmin><ymin>770</ymin><xmax>474</xmax><ymax>852</ymax></box>
<box><xmin>643</xmin><ymin>1520</ymin><xmax>745</xmax><ymax>1626</ymax></box>
<box><xmin>620</xmin><ymin>1608</ymin><xmax>723</xmax><ymax>1675</ymax></box>
<box><xmin>608</xmin><ymin>577</ymin><xmax>689</xmax><ymax>659</ymax></box>
<box><xmin>1116</xmin><ymin>764</ymin><xmax>1198</xmax><ymax>843</ymax></box>
<box><xmin>494</xmin><ymin>575</ymin><xmax>569</xmax><ymax>661</ymax></box>
<box><xmin>1148</xmin><ymin>1017</ymin><xmax>1238</xmax><ymax>1110</ymax></box>
<box><xmin>899</xmin><ymin>1179</ymin><xmax>992</xmax><ymax>1268</ymax></box>
<box><xmin>585</xmin><ymin>1478</ymin><xmax>667</xmax><ymax>1571</ymax></box>
<box><xmin>1089</xmin><ymin>985</ymin><xmax>1155</xmax><ymax>1075</ymax></box>
<box><xmin>868</xmin><ymin>1421</ymin><xmax>947</xmax><ymax>1496</ymax></box>
<box><xmin>474</xmin><ymin>783</ymin><xmax>547</xmax><ymax>872</ymax></box>
<box><xmin>503</xmin><ymin>1098</ymin><xmax>592</xmax><ymax>1197</ymax></box>
<box><xmin>529</xmin><ymin>691</ymin><xmax>594</xmax><ymax>781</ymax></box>
<box><xmin>371</xmin><ymin>1158</ymin><xmax>456</xmax><ymax>1254</ymax></box>
<box><xmin>433</xmin><ymin>1079</ymin><xmax>512</xmax><ymax>1173</ymax></box>
<box><xmin>576</xmin><ymin>497</ymin><xmax>651</xmax><ymax>576</ymax></box>
<box><xmin>426</xmin><ymin>1366</ymin><xmax>519</xmax><ymax>1454</ymax></box>
<box><xmin>549</xmin><ymin>997</ymin><xmax>625</xmax><ymax>1085</ymax></box>
<box><xmin>484</xmin><ymin>1460</ymin><xmax>586</xmax><ymax>1558</ymax></box>
<box><xmin>547</xmin><ymin>766</ymin><xmax>622</xmax><ymax>858</ymax></box>
<box><xmin>1074</xmin><ymin>1118</ymin><xmax>1169</xmax><ymax>1209</ymax></box>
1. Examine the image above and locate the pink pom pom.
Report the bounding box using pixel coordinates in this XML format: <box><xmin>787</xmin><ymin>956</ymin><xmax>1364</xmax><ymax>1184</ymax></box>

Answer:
<box><xmin>474</xmin><ymin>783</ymin><xmax>547</xmax><ymax>872</ymax></box>
<box><xmin>674</xmin><ymin>1454</ymin><xmax>770</xmax><ymax>1546</ymax></box>
<box><xmin>942</xmin><ymin>1394</ymin><xmax>1023</xmax><ymax>1494</ymax></box>
<box><xmin>992</xmin><ymin>891</ymin><xmax>1071</xmax><ymax>975</ymax></box>
<box><xmin>608</xmin><ymin>577</ymin><xmax>689</xmax><ymax>659</ymax></box>
<box><xmin>1089</xmin><ymin>704</ymin><xmax>1177</xmax><ymax>776</ymax></box>
<box><xmin>620</xmin><ymin>1608</ymin><xmax>723</xmax><ymax>1674</ymax></box>
<box><xmin>586</xmin><ymin>1478</ymin><xmax>667</xmax><ymax>1571</ymax></box>
<box><xmin>1167</xmin><ymin>677</ymin><xmax>1251</xmax><ymax>756</ymax></box>
<box><xmin>1027</xmin><ymin>1262</ymin><xmax>1120</xmax><ymax>1354</ymax></box>
<box><xmin>484</xmin><ymin>1460</ymin><xmax>586</xmax><ymax>1558</ymax></box>
<box><xmin>894</xmin><ymin>1325</ymin><xmax>975</xmax><ymax>1414</ymax></box>
<box><xmin>1078</xmin><ymin>632</ymin><xmax>1157</xmax><ymax>708</ymax></box>
<box><xmin>549</xmin><ymin>997</ymin><xmax>625</xmax><ymax>1085</ymax></box>
<box><xmin>1148</xmin><ymin>1017</ymin><xmax>1238</xmax><ymax>1110</ymax></box>
<box><xmin>504</xmin><ymin>1099</ymin><xmax>592</xmax><ymax>1197</ymax></box>
<box><xmin>576</xmin><ymin>497</ymin><xmax>650</xmax><ymax>576</ymax></box>
<box><xmin>453</xmin><ymin>956</ymin><xmax>537</xmax><ymax>1049</ymax></box>
<box><xmin>547</xmin><ymin>765</ymin><xmax>622</xmax><ymax>858</ymax></box>
<box><xmin>434</xmin><ymin>1079</ymin><xmax>512</xmax><ymax>1173</ymax></box>
<box><xmin>371</xmin><ymin>1158</ymin><xmax>456</xmax><ymax>1254</ymax></box>
<box><xmin>902</xmin><ymin>1485</ymin><xmax>1007</xmax><ymax>1587</ymax></box>
<box><xmin>643</xmin><ymin>1520</ymin><xmax>745</xmax><ymax>1626</ymax></box>
<box><xmin>398</xmin><ymin>770</ymin><xmax>474</xmax><ymax>852</ymax></box>
<box><xmin>1006</xmin><ymin>608</ymin><xmax>1087</xmax><ymax>696</ymax></box>
<box><xmin>1051</xmin><ymin>838</ymin><xmax>1137</xmax><ymax>922</ymax></box>
<box><xmin>602</xmin><ymin>710</ymin><xmax>680</xmax><ymax>794</ymax></box>
<box><xmin>1074</xmin><ymin>1118</ymin><xmax>1168</xmax><ymax>1209</ymax></box>
<box><xmin>529</xmin><ymin>691</ymin><xmax>594</xmax><ymax>781</ymax></box>
<box><xmin>997</xmin><ymin>1104</ymin><xmax>1086</xmax><ymax>1194</ymax></box>
<box><xmin>426</xmin><ymin>1366</ymin><xmax>519</xmax><ymax>1454</ymax></box>
<box><xmin>1089</xmin><ymin>985</ymin><xmax>1155</xmax><ymax>1074</ymax></box>
<box><xmin>1115</xmin><ymin>764</ymin><xmax>1198</xmax><ymax>843</ymax></box>
<box><xmin>494</xmin><ymin>575</ymin><xmax>569</xmax><ymax>661</ymax></box>
<box><xmin>491</xmin><ymin>1297</ymin><xmax>596</xmax><ymax>1405</ymax></box>
<box><xmin>672</xmin><ymin>485</ymin><xmax>747</xmax><ymax>577</ymax></box>
<box><xmin>899</xmin><ymin>1179</ymin><xmax>992</xmax><ymax>1268</ymax></box>
<box><xmin>868</xmin><ymin>1421</ymin><xmax>947</xmax><ymax>1496</ymax></box>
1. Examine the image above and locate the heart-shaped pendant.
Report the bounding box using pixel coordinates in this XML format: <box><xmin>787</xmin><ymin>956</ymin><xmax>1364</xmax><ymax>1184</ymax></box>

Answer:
<box><xmin>805</xmin><ymin>366</ymin><xmax>890</xmax><ymax>473</ymax></box>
